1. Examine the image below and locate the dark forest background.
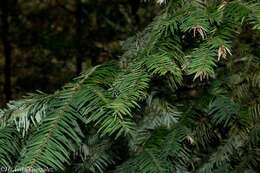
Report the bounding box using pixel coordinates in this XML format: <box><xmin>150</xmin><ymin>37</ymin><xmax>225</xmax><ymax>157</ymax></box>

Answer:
<box><xmin>0</xmin><ymin>0</ymin><xmax>158</xmax><ymax>107</ymax></box>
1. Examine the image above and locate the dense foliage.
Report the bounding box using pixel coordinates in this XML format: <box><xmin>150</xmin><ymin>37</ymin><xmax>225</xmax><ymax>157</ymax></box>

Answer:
<box><xmin>0</xmin><ymin>0</ymin><xmax>260</xmax><ymax>172</ymax></box>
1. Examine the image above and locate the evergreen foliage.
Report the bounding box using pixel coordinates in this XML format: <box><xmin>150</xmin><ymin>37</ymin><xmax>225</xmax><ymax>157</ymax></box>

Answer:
<box><xmin>0</xmin><ymin>0</ymin><xmax>260</xmax><ymax>172</ymax></box>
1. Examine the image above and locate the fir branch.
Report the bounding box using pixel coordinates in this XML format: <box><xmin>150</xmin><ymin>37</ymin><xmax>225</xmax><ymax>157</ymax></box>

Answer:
<box><xmin>0</xmin><ymin>126</ymin><xmax>21</xmax><ymax>168</ymax></box>
<box><xmin>16</xmin><ymin>66</ymin><xmax>101</xmax><ymax>171</ymax></box>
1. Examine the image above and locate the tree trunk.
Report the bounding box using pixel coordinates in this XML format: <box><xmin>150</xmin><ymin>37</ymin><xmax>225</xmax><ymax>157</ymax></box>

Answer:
<box><xmin>76</xmin><ymin>0</ymin><xmax>82</xmax><ymax>75</ymax></box>
<box><xmin>1</xmin><ymin>0</ymin><xmax>12</xmax><ymax>102</ymax></box>
<box><xmin>129</xmin><ymin>0</ymin><xmax>140</xmax><ymax>24</ymax></box>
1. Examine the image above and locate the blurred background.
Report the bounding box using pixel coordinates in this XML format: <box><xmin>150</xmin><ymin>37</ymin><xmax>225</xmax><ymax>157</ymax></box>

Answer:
<box><xmin>0</xmin><ymin>0</ymin><xmax>159</xmax><ymax>107</ymax></box>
